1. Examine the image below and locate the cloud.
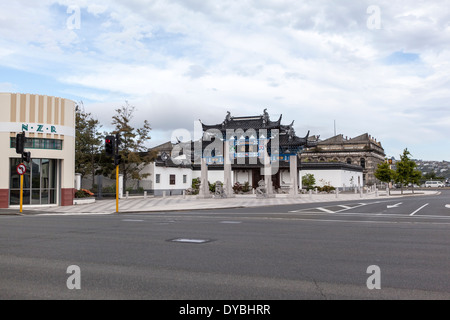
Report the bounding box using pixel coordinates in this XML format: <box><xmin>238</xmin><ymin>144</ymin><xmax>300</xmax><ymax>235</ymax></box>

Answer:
<box><xmin>0</xmin><ymin>0</ymin><xmax>450</xmax><ymax>160</ymax></box>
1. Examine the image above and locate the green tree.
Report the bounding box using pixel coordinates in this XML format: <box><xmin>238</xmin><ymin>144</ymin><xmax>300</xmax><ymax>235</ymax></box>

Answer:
<box><xmin>302</xmin><ymin>173</ymin><xmax>316</xmax><ymax>190</ymax></box>
<box><xmin>395</xmin><ymin>148</ymin><xmax>418</xmax><ymax>195</ymax></box>
<box><xmin>423</xmin><ymin>171</ymin><xmax>444</xmax><ymax>181</ymax></box>
<box><xmin>374</xmin><ymin>161</ymin><xmax>396</xmax><ymax>195</ymax></box>
<box><xmin>410</xmin><ymin>169</ymin><xmax>422</xmax><ymax>194</ymax></box>
<box><xmin>75</xmin><ymin>103</ymin><xmax>103</xmax><ymax>189</ymax></box>
<box><xmin>110</xmin><ymin>101</ymin><xmax>156</xmax><ymax>190</ymax></box>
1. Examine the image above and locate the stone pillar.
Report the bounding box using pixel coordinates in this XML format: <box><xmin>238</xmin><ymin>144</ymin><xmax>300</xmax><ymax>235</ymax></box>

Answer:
<box><xmin>118</xmin><ymin>174</ymin><xmax>123</xmax><ymax>199</ymax></box>
<box><xmin>224</xmin><ymin>140</ymin><xmax>234</xmax><ymax>197</ymax></box>
<box><xmin>289</xmin><ymin>155</ymin><xmax>298</xmax><ymax>197</ymax></box>
<box><xmin>263</xmin><ymin>140</ymin><xmax>273</xmax><ymax>196</ymax></box>
<box><xmin>199</xmin><ymin>158</ymin><xmax>211</xmax><ymax>198</ymax></box>
<box><xmin>75</xmin><ymin>173</ymin><xmax>82</xmax><ymax>191</ymax></box>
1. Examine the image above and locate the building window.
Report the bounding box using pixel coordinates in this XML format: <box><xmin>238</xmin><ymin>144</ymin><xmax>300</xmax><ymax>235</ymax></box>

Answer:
<box><xmin>183</xmin><ymin>175</ymin><xmax>187</xmax><ymax>184</ymax></box>
<box><xmin>10</xmin><ymin>158</ymin><xmax>57</xmax><ymax>205</ymax></box>
<box><xmin>10</xmin><ymin>137</ymin><xmax>63</xmax><ymax>150</ymax></box>
<box><xmin>156</xmin><ymin>174</ymin><xmax>160</xmax><ymax>183</ymax></box>
<box><xmin>360</xmin><ymin>158</ymin><xmax>366</xmax><ymax>169</ymax></box>
<box><xmin>170</xmin><ymin>174</ymin><xmax>176</xmax><ymax>185</ymax></box>
<box><xmin>347</xmin><ymin>158</ymin><xmax>352</xmax><ymax>164</ymax></box>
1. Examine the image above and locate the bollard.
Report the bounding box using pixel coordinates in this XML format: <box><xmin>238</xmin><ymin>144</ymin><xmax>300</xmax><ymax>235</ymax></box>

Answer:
<box><xmin>144</xmin><ymin>191</ymin><xmax>147</xmax><ymax>199</ymax></box>
<box><xmin>314</xmin><ymin>188</ymin><xmax>318</xmax><ymax>194</ymax></box>
<box><xmin>375</xmin><ymin>188</ymin><xmax>379</xmax><ymax>197</ymax></box>
<box><xmin>183</xmin><ymin>190</ymin><xmax>186</xmax><ymax>199</ymax></box>
<box><xmin>335</xmin><ymin>188</ymin><xmax>339</xmax><ymax>198</ymax></box>
<box><xmin>126</xmin><ymin>191</ymin><xmax>129</xmax><ymax>199</ymax></box>
<box><xmin>386</xmin><ymin>187</ymin><xmax>390</xmax><ymax>197</ymax></box>
<box><xmin>309</xmin><ymin>189</ymin><xmax>312</xmax><ymax>199</ymax></box>
<box><xmin>360</xmin><ymin>188</ymin><xmax>363</xmax><ymax>198</ymax></box>
<box><xmin>163</xmin><ymin>191</ymin><xmax>166</xmax><ymax>198</ymax></box>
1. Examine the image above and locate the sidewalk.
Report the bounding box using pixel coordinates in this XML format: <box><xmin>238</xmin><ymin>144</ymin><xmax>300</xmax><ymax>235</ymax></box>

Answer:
<box><xmin>3</xmin><ymin>189</ymin><xmax>439</xmax><ymax>215</ymax></box>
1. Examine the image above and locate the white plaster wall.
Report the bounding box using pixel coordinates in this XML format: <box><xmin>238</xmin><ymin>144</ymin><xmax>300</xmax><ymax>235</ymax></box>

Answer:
<box><xmin>235</xmin><ymin>170</ymin><xmax>251</xmax><ymax>184</ymax></box>
<box><xmin>341</xmin><ymin>169</ymin><xmax>362</xmax><ymax>189</ymax></box>
<box><xmin>280</xmin><ymin>169</ymin><xmax>291</xmax><ymax>185</ymax></box>
<box><xmin>300</xmin><ymin>169</ymin><xmax>363</xmax><ymax>189</ymax></box>
<box><xmin>153</xmin><ymin>166</ymin><xmax>192</xmax><ymax>190</ymax></box>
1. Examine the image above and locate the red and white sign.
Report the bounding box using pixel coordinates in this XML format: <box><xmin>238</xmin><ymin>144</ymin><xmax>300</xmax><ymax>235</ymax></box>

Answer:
<box><xmin>16</xmin><ymin>164</ymin><xmax>26</xmax><ymax>175</ymax></box>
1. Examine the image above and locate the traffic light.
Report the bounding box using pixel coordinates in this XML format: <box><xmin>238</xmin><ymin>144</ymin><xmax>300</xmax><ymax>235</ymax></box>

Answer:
<box><xmin>114</xmin><ymin>154</ymin><xmax>122</xmax><ymax>166</ymax></box>
<box><xmin>15</xmin><ymin>132</ymin><xmax>25</xmax><ymax>154</ymax></box>
<box><xmin>115</xmin><ymin>132</ymin><xmax>121</xmax><ymax>147</ymax></box>
<box><xmin>105</xmin><ymin>136</ymin><xmax>115</xmax><ymax>157</ymax></box>
<box><xmin>23</xmin><ymin>152</ymin><xmax>31</xmax><ymax>163</ymax></box>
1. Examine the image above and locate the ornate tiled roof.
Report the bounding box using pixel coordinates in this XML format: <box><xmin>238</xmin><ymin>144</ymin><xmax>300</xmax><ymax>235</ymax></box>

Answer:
<box><xmin>200</xmin><ymin>109</ymin><xmax>282</xmax><ymax>131</ymax></box>
<box><xmin>200</xmin><ymin>109</ymin><xmax>317</xmax><ymax>150</ymax></box>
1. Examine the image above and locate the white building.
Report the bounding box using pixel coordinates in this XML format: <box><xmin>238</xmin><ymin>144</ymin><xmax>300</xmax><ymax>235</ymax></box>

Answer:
<box><xmin>139</xmin><ymin>154</ymin><xmax>192</xmax><ymax>196</ymax></box>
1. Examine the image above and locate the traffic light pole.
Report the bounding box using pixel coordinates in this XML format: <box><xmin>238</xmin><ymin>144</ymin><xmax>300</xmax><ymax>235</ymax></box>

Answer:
<box><xmin>16</xmin><ymin>132</ymin><xmax>31</xmax><ymax>214</ymax></box>
<box><xmin>106</xmin><ymin>133</ymin><xmax>121</xmax><ymax>213</ymax></box>
<box><xmin>20</xmin><ymin>174</ymin><xmax>24</xmax><ymax>213</ymax></box>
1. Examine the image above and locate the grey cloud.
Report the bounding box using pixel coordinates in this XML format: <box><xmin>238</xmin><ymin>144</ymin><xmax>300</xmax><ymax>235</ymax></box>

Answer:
<box><xmin>184</xmin><ymin>65</ymin><xmax>208</xmax><ymax>79</ymax></box>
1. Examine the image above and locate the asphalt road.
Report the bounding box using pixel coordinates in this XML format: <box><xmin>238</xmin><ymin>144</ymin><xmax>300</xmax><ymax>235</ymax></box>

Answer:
<box><xmin>0</xmin><ymin>190</ymin><xmax>449</xmax><ymax>300</ymax></box>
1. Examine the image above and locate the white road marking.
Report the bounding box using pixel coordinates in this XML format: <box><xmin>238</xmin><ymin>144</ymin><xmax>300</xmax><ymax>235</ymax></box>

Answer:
<box><xmin>338</xmin><ymin>205</ymin><xmax>351</xmax><ymax>209</ymax></box>
<box><xmin>122</xmin><ymin>219</ymin><xmax>144</xmax><ymax>222</ymax></box>
<box><xmin>446</xmin><ymin>205</ymin><xmax>450</xmax><ymax>209</ymax></box>
<box><xmin>220</xmin><ymin>221</ymin><xmax>242</xmax><ymax>224</ymax></box>
<box><xmin>171</xmin><ymin>238</ymin><xmax>209</xmax><ymax>243</ymax></box>
<box><xmin>387</xmin><ymin>203</ymin><xmax>403</xmax><ymax>209</ymax></box>
<box><xmin>317</xmin><ymin>207</ymin><xmax>336</xmax><ymax>213</ymax></box>
<box><xmin>410</xmin><ymin>204</ymin><xmax>429</xmax><ymax>216</ymax></box>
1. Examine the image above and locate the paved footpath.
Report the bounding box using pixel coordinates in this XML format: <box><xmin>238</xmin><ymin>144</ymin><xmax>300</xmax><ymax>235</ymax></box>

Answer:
<box><xmin>3</xmin><ymin>190</ymin><xmax>438</xmax><ymax>215</ymax></box>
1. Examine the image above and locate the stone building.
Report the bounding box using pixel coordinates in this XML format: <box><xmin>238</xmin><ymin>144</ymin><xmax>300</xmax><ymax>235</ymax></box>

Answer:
<box><xmin>301</xmin><ymin>133</ymin><xmax>386</xmax><ymax>186</ymax></box>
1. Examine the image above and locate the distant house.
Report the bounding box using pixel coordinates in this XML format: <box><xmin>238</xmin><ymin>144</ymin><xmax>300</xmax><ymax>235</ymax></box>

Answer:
<box><xmin>140</xmin><ymin>142</ymin><xmax>192</xmax><ymax>196</ymax></box>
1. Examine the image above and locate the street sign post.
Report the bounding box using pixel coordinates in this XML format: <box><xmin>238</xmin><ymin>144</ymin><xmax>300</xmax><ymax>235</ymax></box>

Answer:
<box><xmin>16</xmin><ymin>164</ymin><xmax>26</xmax><ymax>213</ymax></box>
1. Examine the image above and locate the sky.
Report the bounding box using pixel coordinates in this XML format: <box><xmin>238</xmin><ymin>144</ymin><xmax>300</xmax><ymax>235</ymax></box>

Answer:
<box><xmin>0</xmin><ymin>0</ymin><xmax>449</xmax><ymax>161</ymax></box>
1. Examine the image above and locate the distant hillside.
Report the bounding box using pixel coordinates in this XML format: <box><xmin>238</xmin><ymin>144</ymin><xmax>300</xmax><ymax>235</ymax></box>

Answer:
<box><xmin>414</xmin><ymin>160</ymin><xmax>450</xmax><ymax>180</ymax></box>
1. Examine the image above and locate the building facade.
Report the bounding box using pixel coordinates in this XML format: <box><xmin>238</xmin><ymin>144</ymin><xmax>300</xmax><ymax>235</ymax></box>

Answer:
<box><xmin>301</xmin><ymin>133</ymin><xmax>385</xmax><ymax>186</ymax></box>
<box><xmin>195</xmin><ymin>109</ymin><xmax>315</xmax><ymax>190</ymax></box>
<box><xmin>146</xmin><ymin>110</ymin><xmax>364</xmax><ymax>193</ymax></box>
<box><xmin>0</xmin><ymin>93</ymin><xmax>76</xmax><ymax>208</ymax></box>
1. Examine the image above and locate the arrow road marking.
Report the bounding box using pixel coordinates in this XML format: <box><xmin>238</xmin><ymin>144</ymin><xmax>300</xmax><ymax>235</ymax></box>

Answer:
<box><xmin>387</xmin><ymin>203</ymin><xmax>402</xmax><ymax>209</ymax></box>
<box><xmin>446</xmin><ymin>205</ymin><xmax>450</xmax><ymax>209</ymax></box>
<box><xmin>410</xmin><ymin>203</ymin><xmax>429</xmax><ymax>216</ymax></box>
